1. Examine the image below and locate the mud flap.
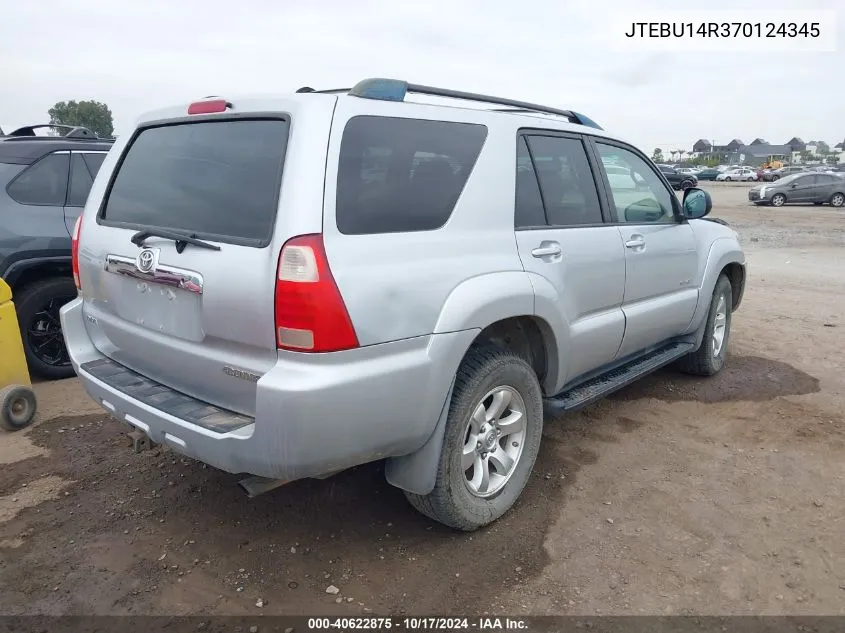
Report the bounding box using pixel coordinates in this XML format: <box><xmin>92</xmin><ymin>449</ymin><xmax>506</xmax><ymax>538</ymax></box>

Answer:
<box><xmin>384</xmin><ymin>378</ymin><xmax>455</xmax><ymax>496</ymax></box>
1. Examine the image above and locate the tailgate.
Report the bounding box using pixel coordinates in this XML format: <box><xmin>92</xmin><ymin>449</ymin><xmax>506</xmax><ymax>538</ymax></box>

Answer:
<box><xmin>78</xmin><ymin>117</ymin><xmax>289</xmax><ymax>416</ymax></box>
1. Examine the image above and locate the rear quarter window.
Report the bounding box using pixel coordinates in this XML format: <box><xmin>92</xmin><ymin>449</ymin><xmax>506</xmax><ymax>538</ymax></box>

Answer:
<box><xmin>100</xmin><ymin>119</ymin><xmax>288</xmax><ymax>246</ymax></box>
<box><xmin>6</xmin><ymin>152</ymin><xmax>70</xmax><ymax>206</ymax></box>
<box><xmin>336</xmin><ymin>116</ymin><xmax>487</xmax><ymax>235</ymax></box>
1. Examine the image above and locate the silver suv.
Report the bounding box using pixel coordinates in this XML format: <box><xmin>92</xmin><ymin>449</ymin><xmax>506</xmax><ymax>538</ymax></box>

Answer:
<box><xmin>61</xmin><ymin>79</ymin><xmax>746</xmax><ymax>531</ymax></box>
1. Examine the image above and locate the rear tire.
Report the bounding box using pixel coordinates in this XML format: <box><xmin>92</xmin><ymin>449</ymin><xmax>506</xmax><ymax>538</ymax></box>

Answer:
<box><xmin>15</xmin><ymin>278</ymin><xmax>78</xmax><ymax>380</ymax></box>
<box><xmin>676</xmin><ymin>275</ymin><xmax>732</xmax><ymax>377</ymax></box>
<box><xmin>830</xmin><ymin>192</ymin><xmax>845</xmax><ymax>207</ymax></box>
<box><xmin>404</xmin><ymin>346</ymin><xmax>543</xmax><ymax>531</ymax></box>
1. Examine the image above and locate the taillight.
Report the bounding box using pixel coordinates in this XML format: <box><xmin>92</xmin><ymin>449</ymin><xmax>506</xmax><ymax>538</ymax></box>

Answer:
<box><xmin>71</xmin><ymin>215</ymin><xmax>82</xmax><ymax>290</ymax></box>
<box><xmin>274</xmin><ymin>234</ymin><xmax>359</xmax><ymax>353</ymax></box>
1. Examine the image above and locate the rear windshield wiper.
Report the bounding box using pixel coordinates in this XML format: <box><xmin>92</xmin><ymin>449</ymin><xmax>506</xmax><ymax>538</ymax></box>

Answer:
<box><xmin>131</xmin><ymin>229</ymin><xmax>221</xmax><ymax>254</ymax></box>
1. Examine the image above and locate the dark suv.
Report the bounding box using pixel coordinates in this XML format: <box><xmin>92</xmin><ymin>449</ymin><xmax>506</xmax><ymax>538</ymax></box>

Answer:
<box><xmin>0</xmin><ymin>124</ymin><xmax>113</xmax><ymax>378</ymax></box>
<box><xmin>657</xmin><ymin>164</ymin><xmax>698</xmax><ymax>190</ymax></box>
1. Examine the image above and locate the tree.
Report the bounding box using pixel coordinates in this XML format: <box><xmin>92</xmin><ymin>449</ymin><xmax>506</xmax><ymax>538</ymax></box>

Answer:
<box><xmin>651</xmin><ymin>148</ymin><xmax>664</xmax><ymax>163</ymax></box>
<box><xmin>48</xmin><ymin>100</ymin><xmax>114</xmax><ymax>137</ymax></box>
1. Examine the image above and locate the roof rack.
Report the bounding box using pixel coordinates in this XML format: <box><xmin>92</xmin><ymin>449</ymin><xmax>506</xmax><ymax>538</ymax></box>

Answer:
<box><xmin>298</xmin><ymin>78</ymin><xmax>602</xmax><ymax>130</ymax></box>
<box><xmin>2</xmin><ymin>124</ymin><xmax>109</xmax><ymax>141</ymax></box>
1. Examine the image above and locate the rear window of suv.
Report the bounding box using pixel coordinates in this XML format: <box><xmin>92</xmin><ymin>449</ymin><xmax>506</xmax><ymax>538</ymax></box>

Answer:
<box><xmin>100</xmin><ymin>119</ymin><xmax>288</xmax><ymax>246</ymax></box>
<box><xmin>336</xmin><ymin>116</ymin><xmax>487</xmax><ymax>234</ymax></box>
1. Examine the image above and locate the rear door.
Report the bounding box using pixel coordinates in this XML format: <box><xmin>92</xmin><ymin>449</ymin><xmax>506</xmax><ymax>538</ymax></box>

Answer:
<box><xmin>591</xmin><ymin>139</ymin><xmax>699</xmax><ymax>359</ymax></box>
<box><xmin>811</xmin><ymin>174</ymin><xmax>836</xmax><ymax>202</ymax></box>
<box><xmin>513</xmin><ymin>132</ymin><xmax>625</xmax><ymax>384</ymax></box>
<box><xmin>78</xmin><ymin>116</ymin><xmax>294</xmax><ymax>416</ymax></box>
<box><xmin>2</xmin><ymin>151</ymin><xmax>71</xmax><ymax>270</ymax></box>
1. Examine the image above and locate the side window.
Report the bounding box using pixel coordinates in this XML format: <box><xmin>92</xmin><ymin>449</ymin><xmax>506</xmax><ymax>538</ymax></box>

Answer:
<box><xmin>6</xmin><ymin>152</ymin><xmax>70</xmax><ymax>206</ymax></box>
<box><xmin>525</xmin><ymin>135</ymin><xmax>603</xmax><ymax>226</ymax></box>
<box><xmin>67</xmin><ymin>154</ymin><xmax>94</xmax><ymax>207</ymax></box>
<box><xmin>336</xmin><ymin>116</ymin><xmax>487</xmax><ymax>235</ymax></box>
<box><xmin>596</xmin><ymin>143</ymin><xmax>676</xmax><ymax>224</ymax></box>
<box><xmin>514</xmin><ymin>137</ymin><xmax>546</xmax><ymax>228</ymax></box>
<box><xmin>82</xmin><ymin>152</ymin><xmax>106</xmax><ymax>177</ymax></box>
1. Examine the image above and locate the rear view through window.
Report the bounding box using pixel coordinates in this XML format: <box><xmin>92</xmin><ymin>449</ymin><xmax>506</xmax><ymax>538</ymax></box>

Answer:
<box><xmin>101</xmin><ymin>119</ymin><xmax>288</xmax><ymax>245</ymax></box>
<box><xmin>336</xmin><ymin>116</ymin><xmax>487</xmax><ymax>234</ymax></box>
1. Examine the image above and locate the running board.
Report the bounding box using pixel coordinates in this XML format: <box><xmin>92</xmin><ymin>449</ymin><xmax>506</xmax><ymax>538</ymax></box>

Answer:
<box><xmin>544</xmin><ymin>341</ymin><xmax>695</xmax><ymax>414</ymax></box>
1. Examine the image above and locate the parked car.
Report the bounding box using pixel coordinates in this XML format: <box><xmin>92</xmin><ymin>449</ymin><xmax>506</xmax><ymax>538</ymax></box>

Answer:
<box><xmin>695</xmin><ymin>167</ymin><xmax>721</xmax><ymax>181</ymax></box>
<box><xmin>764</xmin><ymin>165</ymin><xmax>807</xmax><ymax>181</ymax></box>
<box><xmin>716</xmin><ymin>167</ymin><xmax>757</xmax><ymax>182</ymax></box>
<box><xmin>656</xmin><ymin>164</ymin><xmax>698</xmax><ymax>190</ymax></box>
<box><xmin>748</xmin><ymin>172</ymin><xmax>845</xmax><ymax>207</ymax></box>
<box><xmin>60</xmin><ymin>78</ymin><xmax>746</xmax><ymax>531</ymax></box>
<box><xmin>0</xmin><ymin>124</ymin><xmax>113</xmax><ymax>378</ymax></box>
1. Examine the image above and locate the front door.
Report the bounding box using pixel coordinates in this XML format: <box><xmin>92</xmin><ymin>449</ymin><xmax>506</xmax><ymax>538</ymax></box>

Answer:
<box><xmin>513</xmin><ymin>133</ymin><xmax>626</xmax><ymax>388</ymax></box>
<box><xmin>787</xmin><ymin>174</ymin><xmax>817</xmax><ymax>202</ymax></box>
<box><xmin>591</xmin><ymin>140</ymin><xmax>699</xmax><ymax>359</ymax></box>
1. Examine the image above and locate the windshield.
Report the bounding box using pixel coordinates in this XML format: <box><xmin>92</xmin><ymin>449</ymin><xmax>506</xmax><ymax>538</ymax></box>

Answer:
<box><xmin>775</xmin><ymin>174</ymin><xmax>801</xmax><ymax>185</ymax></box>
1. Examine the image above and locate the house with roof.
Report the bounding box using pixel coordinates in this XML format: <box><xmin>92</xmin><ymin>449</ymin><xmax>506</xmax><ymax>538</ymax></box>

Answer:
<box><xmin>786</xmin><ymin>137</ymin><xmax>806</xmax><ymax>153</ymax></box>
<box><xmin>690</xmin><ymin>138</ymin><xmax>744</xmax><ymax>160</ymax></box>
<box><xmin>726</xmin><ymin>143</ymin><xmax>791</xmax><ymax>167</ymax></box>
<box><xmin>750</xmin><ymin>138</ymin><xmax>767</xmax><ymax>145</ymax></box>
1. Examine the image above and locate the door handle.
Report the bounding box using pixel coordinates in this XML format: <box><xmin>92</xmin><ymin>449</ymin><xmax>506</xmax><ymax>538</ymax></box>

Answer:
<box><xmin>625</xmin><ymin>236</ymin><xmax>646</xmax><ymax>249</ymax></box>
<box><xmin>531</xmin><ymin>243</ymin><xmax>562</xmax><ymax>258</ymax></box>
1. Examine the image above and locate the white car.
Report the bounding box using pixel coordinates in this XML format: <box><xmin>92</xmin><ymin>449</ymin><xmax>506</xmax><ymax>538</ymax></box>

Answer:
<box><xmin>716</xmin><ymin>168</ymin><xmax>757</xmax><ymax>182</ymax></box>
<box><xmin>676</xmin><ymin>167</ymin><xmax>699</xmax><ymax>176</ymax></box>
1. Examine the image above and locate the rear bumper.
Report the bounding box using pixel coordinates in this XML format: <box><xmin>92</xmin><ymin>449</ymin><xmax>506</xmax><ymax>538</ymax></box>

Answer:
<box><xmin>61</xmin><ymin>297</ymin><xmax>476</xmax><ymax>481</ymax></box>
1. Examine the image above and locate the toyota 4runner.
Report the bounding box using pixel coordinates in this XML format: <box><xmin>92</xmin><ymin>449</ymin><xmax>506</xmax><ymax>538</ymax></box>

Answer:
<box><xmin>61</xmin><ymin>79</ymin><xmax>746</xmax><ymax>531</ymax></box>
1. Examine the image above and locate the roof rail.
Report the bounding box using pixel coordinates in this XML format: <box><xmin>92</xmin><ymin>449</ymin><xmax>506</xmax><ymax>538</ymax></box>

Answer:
<box><xmin>336</xmin><ymin>78</ymin><xmax>602</xmax><ymax>130</ymax></box>
<box><xmin>2</xmin><ymin>124</ymin><xmax>111</xmax><ymax>142</ymax></box>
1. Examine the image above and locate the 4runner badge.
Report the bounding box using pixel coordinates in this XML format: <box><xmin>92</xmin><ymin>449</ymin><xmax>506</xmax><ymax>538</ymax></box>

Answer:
<box><xmin>136</xmin><ymin>248</ymin><xmax>157</xmax><ymax>274</ymax></box>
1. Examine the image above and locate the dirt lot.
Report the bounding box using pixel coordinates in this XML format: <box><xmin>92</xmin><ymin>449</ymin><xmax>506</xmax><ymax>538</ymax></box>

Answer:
<box><xmin>1</xmin><ymin>183</ymin><xmax>843</xmax><ymax>616</ymax></box>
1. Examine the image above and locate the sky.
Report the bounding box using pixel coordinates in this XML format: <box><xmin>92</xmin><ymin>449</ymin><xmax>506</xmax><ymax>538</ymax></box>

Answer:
<box><xmin>1</xmin><ymin>0</ymin><xmax>843</xmax><ymax>153</ymax></box>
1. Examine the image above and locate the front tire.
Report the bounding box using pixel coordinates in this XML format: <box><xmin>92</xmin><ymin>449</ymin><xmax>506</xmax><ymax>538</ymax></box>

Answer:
<box><xmin>15</xmin><ymin>277</ymin><xmax>78</xmax><ymax>380</ymax></box>
<box><xmin>676</xmin><ymin>275</ymin><xmax>732</xmax><ymax>376</ymax></box>
<box><xmin>771</xmin><ymin>193</ymin><xmax>787</xmax><ymax>207</ymax></box>
<box><xmin>404</xmin><ymin>346</ymin><xmax>543</xmax><ymax>531</ymax></box>
<box><xmin>724</xmin><ymin>177</ymin><xmax>732</xmax><ymax>182</ymax></box>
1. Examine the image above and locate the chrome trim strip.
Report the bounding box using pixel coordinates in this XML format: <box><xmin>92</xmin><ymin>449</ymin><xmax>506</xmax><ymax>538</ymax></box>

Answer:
<box><xmin>104</xmin><ymin>254</ymin><xmax>205</xmax><ymax>295</ymax></box>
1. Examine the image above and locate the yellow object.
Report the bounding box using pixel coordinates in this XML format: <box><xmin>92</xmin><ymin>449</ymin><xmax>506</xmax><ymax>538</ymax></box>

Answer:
<box><xmin>0</xmin><ymin>279</ymin><xmax>32</xmax><ymax>388</ymax></box>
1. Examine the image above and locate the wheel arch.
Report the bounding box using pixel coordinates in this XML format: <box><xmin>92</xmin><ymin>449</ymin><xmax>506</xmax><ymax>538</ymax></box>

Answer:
<box><xmin>387</xmin><ymin>311</ymin><xmax>559</xmax><ymax>497</ymax></box>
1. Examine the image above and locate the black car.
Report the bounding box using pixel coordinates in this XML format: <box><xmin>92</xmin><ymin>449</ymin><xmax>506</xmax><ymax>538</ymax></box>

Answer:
<box><xmin>0</xmin><ymin>124</ymin><xmax>113</xmax><ymax>378</ymax></box>
<box><xmin>657</xmin><ymin>164</ymin><xmax>698</xmax><ymax>190</ymax></box>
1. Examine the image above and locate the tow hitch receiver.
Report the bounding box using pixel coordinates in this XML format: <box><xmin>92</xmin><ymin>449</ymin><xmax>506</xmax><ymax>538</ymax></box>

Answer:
<box><xmin>127</xmin><ymin>428</ymin><xmax>155</xmax><ymax>453</ymax></box>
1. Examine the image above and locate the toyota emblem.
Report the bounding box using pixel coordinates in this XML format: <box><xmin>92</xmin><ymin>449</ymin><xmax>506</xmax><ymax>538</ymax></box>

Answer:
<box><xmin>136</xmin><ymin>248</ymin><xmax>156</xmax><ymax>273</ymax></box>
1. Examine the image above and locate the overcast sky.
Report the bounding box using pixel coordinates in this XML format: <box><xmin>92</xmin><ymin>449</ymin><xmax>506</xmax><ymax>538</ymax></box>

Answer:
<box><xmin>1</xmin><ymin>0</ymin><xmax>842</xmax><ymax>151</ymax></box>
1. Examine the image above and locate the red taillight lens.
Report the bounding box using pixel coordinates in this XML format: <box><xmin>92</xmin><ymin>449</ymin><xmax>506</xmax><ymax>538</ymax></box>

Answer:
<box><xmin>187</xmin><ymin>99</ymin><xmax>230</xmax><ymax>115</ymax></box>
<box><xmin>71</xmin><ymin>215</ymin><xmax>82</xmax><ymax>290</ymax></box>
<box><xmin>274</xmin><ymin>234</ymin><xmax>358</xmax><ymax>353</ymax></box>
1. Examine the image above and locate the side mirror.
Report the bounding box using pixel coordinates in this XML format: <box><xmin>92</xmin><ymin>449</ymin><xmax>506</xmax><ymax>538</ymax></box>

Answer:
<box><xmin>682</xmin><ymin>187</ymin><xmax>711</xmax><ymax>219</ymax></box>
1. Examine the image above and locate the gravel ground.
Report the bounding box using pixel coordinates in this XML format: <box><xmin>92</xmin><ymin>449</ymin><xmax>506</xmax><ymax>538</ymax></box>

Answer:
<box><xmin>1</xmin><ymin>183</ymin><xmax>843</xmax><ymax>616</ymax></box>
